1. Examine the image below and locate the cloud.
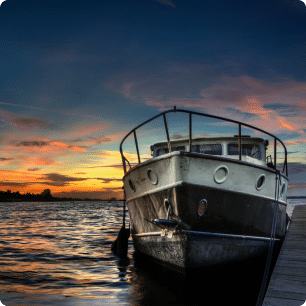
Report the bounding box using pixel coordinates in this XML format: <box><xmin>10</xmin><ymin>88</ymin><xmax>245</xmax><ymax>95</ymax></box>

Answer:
<box><xmin>111</xmin><ymin>68</ymin><xmax>306</xmax><ymax>135</ymax></box>
<box><xmin>52</xmin><ymin>141</ymin><xmax>85</xmax><ymax>153</ymax></box>
<box><xmin>58</xmin><ymin>122</ymin><xmax>110</xmax><ymax>141</ymax></box>
<box><xmin>284</xmin><ymin>137</ymin><xmax>306</xmax><ymax>149</ymax></box>
<box><xmin>0</xmin><ymin>102</ymin><xmax>103</xmax><ymax>120</ymax></box>
<box><xmin>287</xmin><ymin>162</ymin><xmax>306</xmax><ymax>175</ymax></box>
<box><xmin>0</xmin><ymin>157</ymin><xmax>13</xmax><ymax>161</ymax></box>
<box><xmin>27</xmin><ymin>167</ymin><xmax>40</xmax><ymax>172</ymax></box>
<box><xmin>106</xmin><ymin>63</ymin><xmax>219</xmax><ymax>100</ymax></box>
<box><xmin>288</xmin><ymin>183</ymin><xmax>306</xmax><ymax>197</ymax></box>
<box><xmin>88</xmin><ymin>136</ymin><xmax>113</xmax><ymax>144</ymax></box>
<box><xmin>107</xmin><ymin>63</ymin><xmax>306</xmax><ymax>133</ymax></box>
<box><xmin>40</xmin><ymin>173</ymin><xmax>89</xmax><ymax>187</ymax></box>
<box><xmin>156</xmin><ymin>0</ymin><xmax>176</xmax><ymax>8</ymax></box>
<box><xmin>18</xmin><ymin>141</ymin><xmax>49</xmax><ymax>147</ymax></box>
<box><xmin>0</xmin><ymin>109</ymin><xmax>50</xmax><ymax>129</ymax></box>
<box><xmin>88</xmin><ymin>164</ymin><xmax>123</xmax><ymax>169</ymax></box>
<box><xmin>287</xmin><ymin>162</ymin><xmax>306</xmax><ymax>185</ymax></box>
<box><xmin>14</xmin><ymin>138</ymin><xmax>85</xmax><ymax>154</ymax></box>
<box><xmin>70</xmin><ymin>132</ymin><xmax>126</xmax><ymax>149</ymax></box>
<box><xmin>12</xmin><ymin>118</ymin><xmax>50</xmax><ymax>129</ymax></box>
<box><xmin>22</xmin><ymin>156</ymin><xmax>55</xmax><ymax>166</ymax></box>
<box><xmin>0</xmin><ymin>181</ymin><xmax>28</xmax><ymax>187</ymax></box>
<box><xmin>95</xmin><ymin>178</ymin><xmax>122</xmax><ymax>183</ymax></box>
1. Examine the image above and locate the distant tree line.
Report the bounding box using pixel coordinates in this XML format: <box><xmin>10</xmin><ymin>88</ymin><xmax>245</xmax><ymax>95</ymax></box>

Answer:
<box><xmin>0</xmin><ymin>189</ymin><xmax>101</xmax><ymax>202</ymax></box>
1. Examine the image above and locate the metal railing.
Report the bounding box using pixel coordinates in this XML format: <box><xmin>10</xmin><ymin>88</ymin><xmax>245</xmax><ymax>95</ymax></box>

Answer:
<box><xmin>119</xmin><ymin>108</ymin><xmax>288</xmax><ymax>176</ymax></box>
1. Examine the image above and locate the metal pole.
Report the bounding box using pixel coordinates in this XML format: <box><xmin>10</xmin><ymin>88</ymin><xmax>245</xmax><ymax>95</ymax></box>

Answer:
<box><xmin>238</xmin><ymin>124</ymin><xmax>242</xmax><ymax>160</ymax></box>
<box><xmin>189</xmin><ymin>113</ymin><xmax>192</xmax><ymax>152</ymax></box>
<box><xmin>122</xmin><ymin>198</ymin><xmax>126</xmax><ymax>229</ymax></box>
<box><xmin>274</xmin><ymin>138</ymin><xmax>277</xmax><ymax>169</ymax></box>
<box><xmin>122</xmin><ymin>156</ymin><xmax>127</xmax><ymax>174</ymax></box>
<box><xmin>163</xmin><ymin>113</ymin><xmax>171</xmax><ymax>153</ymax></box>
<box><xmin>133</xmin><ymin>130</ymin><xmax>141</xmax><ymax>164</ymax></box>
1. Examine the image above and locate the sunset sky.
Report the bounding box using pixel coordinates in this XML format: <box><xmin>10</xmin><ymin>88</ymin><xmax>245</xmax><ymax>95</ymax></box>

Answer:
<box><xmin>0</xmin><ymin>0</ymin><xmax>306</xmax><ymax>199</ymax></box>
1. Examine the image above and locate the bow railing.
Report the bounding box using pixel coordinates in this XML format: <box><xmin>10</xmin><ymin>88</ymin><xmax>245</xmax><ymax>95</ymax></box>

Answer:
<box><xmin>119</xmin><ymin>108</ymin><xmax>288</xmax><ymax>176</ymax></box>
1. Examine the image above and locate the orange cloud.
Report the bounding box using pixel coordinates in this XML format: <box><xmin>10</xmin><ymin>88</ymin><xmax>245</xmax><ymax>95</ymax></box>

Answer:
<box><xmin>277</xmin><ymin>117</ymin><xmax>295</xmax><ymax>131</ymax></box>
<box><xmin>61</xmin><ymin>122</ymin><xmax>110</xmax><ymax>139</ymax></box>
<box><xmin>14</xmin><ymin>139</ymin><xmax>85</xmax><ymax>154</ymax></box>
<box><xmin>0</xmin><ymin>109</ymin><xmax>50</xmax><ymax>129</ymax></box>
<box><xmin>21</xmin><ymin>156</ymin><xmax>55</xmax><ymax>166</ymax></box>
<box><xmin>110</xmin><ymin>68</ymin><xmax>306</xmax><ymax>134</ymax></box>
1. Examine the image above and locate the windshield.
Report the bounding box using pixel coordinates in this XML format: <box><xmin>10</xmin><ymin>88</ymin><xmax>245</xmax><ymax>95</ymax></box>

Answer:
<box><xmin>155</xmin><ymin>145</ymin><xmax>186</xmax><ymax>157</ymax></box>
<box><xmin>192</xmin><ymin>144</ymin><xmax>222</xmax><ymax>155</ymax></box>
<box><xmin>228</xmin><ymin>143</ymin><xmax>261</xmax><ymax>160</ymax></box>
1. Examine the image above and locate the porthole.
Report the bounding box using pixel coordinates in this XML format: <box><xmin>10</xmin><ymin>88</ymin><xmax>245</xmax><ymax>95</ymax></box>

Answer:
<box><xmin>129</xmin><ymin>179</ymin><xmax>136</xmax><ymax>192</ymax></box>
<box><xmin>214</xmin><ymin>165</ymin><xmax>229</xmax><ymax>184</ymax></box>
<box><xmin>256</xmin><ymin>174</ymin><xmax>266</xmax><ymax>190</ymax></box>
<box><xmin>198</xmin><ymin>199</ymin><xmax>208</xmax><ymax>217</ymax></box>
<box><xmin>147</xmin><ymin>168</ymin><xmax>158</xmax><ymax>185</ymax></box>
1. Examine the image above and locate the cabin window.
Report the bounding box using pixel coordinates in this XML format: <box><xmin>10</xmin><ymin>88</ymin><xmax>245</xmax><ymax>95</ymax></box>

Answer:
<box><xmin>172</xmin><ymin>146</ymin><xmax>186</xmax><ymax>152</ymax></box>
<box><xmin>228</xmin><ymin>143</ymin><xmax>261</xmax><ymax>160</ymax></box>
<box><xmin>192</xmin><ymin>144</ymin><xmax>222</xmax><ymax>155</ymax></box>
<box><xmin>155</xmin><ymin>146</ymin><xmax>186</xmax><ymax>157</ymax></box>
<box><xmin>156</xmin><ymin>148</ymin><xmax>169</xmax><ymax>156</ymax></box>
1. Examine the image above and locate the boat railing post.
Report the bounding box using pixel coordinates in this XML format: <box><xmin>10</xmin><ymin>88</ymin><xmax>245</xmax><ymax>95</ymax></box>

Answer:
<box><xmin>120</xmin><ymin>145</ymin><xmax>127</xmax><ymax>174</ymax></box>
<box><xmin>163</xmin><ymin>113</ymin><xmax>172</xmax><ymax>153</ymax></box>
<box><xmin>133</xmin><ymin>130</ymin><xmax>141</xmax><ymax>164</ymax></box>
<box><xmin>274</xmin><ymin>138</ymin><xmax>277</xmax><ymax>170</ymax></box>
<box><xmin>189</xmin><ymin>112</ymin><xmax>192</xmax><ymax>152</ymax></box>
<box><xmin>284</xmin><ymin>147</ymin><xmax>288</xmax><ymax>176</ymax></box>
<box><xmin>238</xmin><ymin>123</ymin><xmax>242</xmax><ymax>160</ymax></box>
<box><xmin>122</xmin><ymin>156</ymin><xmax>127</xmax><ymax>174</ymax></box>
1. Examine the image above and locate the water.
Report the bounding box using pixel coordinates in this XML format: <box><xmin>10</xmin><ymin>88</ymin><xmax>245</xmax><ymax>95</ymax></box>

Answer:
<box><xmin>0</xmin><ymin>199</ymin><xmax>305</xmax><ymax>306</ymax></box>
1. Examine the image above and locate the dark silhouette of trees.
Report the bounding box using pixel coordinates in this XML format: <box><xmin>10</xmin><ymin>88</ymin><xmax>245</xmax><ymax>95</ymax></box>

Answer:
<box><xmin>0</xmin><ymin>189</ymin><xmax>97</xmax><ymax>202</ymax></box>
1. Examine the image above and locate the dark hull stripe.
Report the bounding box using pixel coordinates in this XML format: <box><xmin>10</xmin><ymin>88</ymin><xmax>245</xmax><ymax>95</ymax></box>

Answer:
<box><xmin>126</xmin><ymin>181</ymin><xmax>287</xmax><ymax>206</ymax></box>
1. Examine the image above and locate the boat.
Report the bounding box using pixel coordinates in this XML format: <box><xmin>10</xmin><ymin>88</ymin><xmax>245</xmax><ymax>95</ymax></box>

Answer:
<box><xmin>119</xmin><ymin>108</ymin><xmax>289</xmax><ymax>274</ymax></box>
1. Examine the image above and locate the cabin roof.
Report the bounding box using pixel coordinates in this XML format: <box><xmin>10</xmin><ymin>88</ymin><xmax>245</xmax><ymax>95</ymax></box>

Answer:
<box><xmin>152</xmin><ymin>136</ymin><xmax>266</xmax><ymax>148</ymax></box>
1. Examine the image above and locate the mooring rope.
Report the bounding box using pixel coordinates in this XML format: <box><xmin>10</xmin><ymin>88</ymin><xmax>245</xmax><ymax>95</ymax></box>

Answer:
<box><xmin>256</xmin><ymin>170</ymin><xmax>281</xmax><ymax>306</ymax></box>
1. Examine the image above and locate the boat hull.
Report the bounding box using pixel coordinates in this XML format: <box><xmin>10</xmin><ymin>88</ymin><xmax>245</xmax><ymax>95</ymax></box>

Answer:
<box><xmin>124</xmin><ymin>153</ymin><xmax>287</xmax><ymax>272</ymax></box>
<box><xmin>127</xmin><ymin>183</ymin><xmax>286</xmax><ymax>272</ymax></box>
<box><xmin>133</xmin><ymin>230</ymin><xmax>276</xmax><ymax>273</ymax></box>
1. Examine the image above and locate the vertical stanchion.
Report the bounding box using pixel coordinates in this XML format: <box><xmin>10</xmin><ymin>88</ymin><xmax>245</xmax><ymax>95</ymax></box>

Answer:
<box><xmin>133</xmin><ymin>130</ymin><xmax>141</xmax><ymax>164</ymax></box>
<box><xmin>274</xmin><ymin>138</ymin><xmax>277</xmax><ymax>169</ymax></box>
<box><xmin>238</xmin><ymin>123</ymin><xmax>242</xmax><ymax>160</ymax></box>
<box><xmin>189</xmin><ymin>113</ymin><xmax>192</xmax><ymax>152</ymax></box>
<box><xmin>163</xmin><ymin>113</ymin><xmax>171</xmax><ymax>153</ymax></box>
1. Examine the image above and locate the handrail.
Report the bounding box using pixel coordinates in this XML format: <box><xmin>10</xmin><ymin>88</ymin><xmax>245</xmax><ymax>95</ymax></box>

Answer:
<box><xmin>119</xmin><ymin>108</ymin><xmax>288</xmax><ymax>176</ymax></box>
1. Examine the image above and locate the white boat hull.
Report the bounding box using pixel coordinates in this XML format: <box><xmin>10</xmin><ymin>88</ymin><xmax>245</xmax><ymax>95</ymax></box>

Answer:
<box><xmin>124</xmin><ymin>152</ymin><xmax>287</xmax><ymax>272</ymax></box>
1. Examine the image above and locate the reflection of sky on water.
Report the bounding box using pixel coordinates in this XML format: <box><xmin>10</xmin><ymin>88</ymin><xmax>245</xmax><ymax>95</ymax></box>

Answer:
<box><xmin>0</xmin><ymin>199</ymin><xmax>305</xmax><ymax>305</ymax></box>
<box><xmin>0</xmin><ymin>201</ymin><xmax>135</xmax><ymax>305</ymax></box>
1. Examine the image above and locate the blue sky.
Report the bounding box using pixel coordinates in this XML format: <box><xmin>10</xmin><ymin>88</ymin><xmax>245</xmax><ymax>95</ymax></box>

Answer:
<box><xmin>0</xmin><ymin>0</ymin><xmax>306</xmax><ymax>198</ymax></box>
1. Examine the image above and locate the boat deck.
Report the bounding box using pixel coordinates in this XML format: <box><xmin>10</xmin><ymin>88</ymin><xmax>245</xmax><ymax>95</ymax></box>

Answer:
<box><xmin>263</xmin><ymin>205</ymin><xmax>306</xmax><ymax>306</ymax></box>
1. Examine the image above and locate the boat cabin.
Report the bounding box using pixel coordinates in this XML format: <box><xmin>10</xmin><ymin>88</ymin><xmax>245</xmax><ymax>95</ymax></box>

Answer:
<box><xmin>150</xmin><ymin>136</ymin><xmax>269</xmax><ymax>167</ymax></box>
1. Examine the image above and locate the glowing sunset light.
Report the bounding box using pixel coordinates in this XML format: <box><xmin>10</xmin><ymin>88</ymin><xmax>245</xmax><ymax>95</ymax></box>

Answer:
<box><xmin>1</xmin><ymin>0</ymin><xmax>306</xmax><ymax>198</ymax></box>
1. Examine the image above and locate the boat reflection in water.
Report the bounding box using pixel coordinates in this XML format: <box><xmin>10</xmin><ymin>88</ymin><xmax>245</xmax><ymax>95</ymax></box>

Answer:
<box><xmin>120</xmin><ymin>108</ymin><xmax>289</xmax><ymax>275</ymax></box>
<box><xmin>129</xmin><ymin>251</ymin><xmax>268</xmax><ymax>306</ymax></box>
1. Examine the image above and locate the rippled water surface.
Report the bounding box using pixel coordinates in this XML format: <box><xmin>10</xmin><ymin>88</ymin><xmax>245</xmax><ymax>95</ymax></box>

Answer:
<box><xmin>0</xmin><ymin>200</ymin><xmax>304</xmax><ymax>305</ymax></box>
<box><xmin>0</xmin><ymin>201</ymin><xmax>134</xmax><ymax>305</ymax></box>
